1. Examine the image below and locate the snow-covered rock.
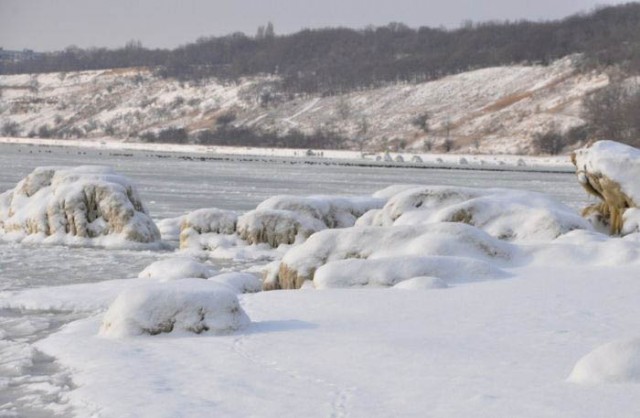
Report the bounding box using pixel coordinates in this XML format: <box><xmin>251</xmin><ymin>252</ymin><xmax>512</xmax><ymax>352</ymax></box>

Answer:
<box><xmin>572</xmin><ymin>140</ymin><xmax>640</xmax><ymax>235</ymax></box>
<box><xmin>313</xmin><ymin>256</ymin><xmax>507</xmax><ymax>289</ymax></box>
<box><xmin>237</xmin><ymin>195</ymin><xmax>384</xmax><ymax>248</ymax></box>
<box><xmin>179</xmin><ymin>208</ymin><xmax>238</xmax><ymax>249</ymax></box>
<box><xmin>209</xmin><ymin>272</ymin><xmax>262</xmax><ymax>294</ymax></box>
<box><xmin>0</xmin><ymin>166</ymin><xmax>160</xmax><ymax>245</ymax></box>
<box><xmin>137</xmin><ymin>257</ymin><xmax>218</xmax><ymax>282</ymax></box>
<box><xmin>568</xmin><ymin>338</ymin><xmax>640</xmax><ymax>384</ymax></box>
<box><xmin>274</xmin><ymin>223</ymin><xmax>515</xmax><ymax>289</ymax></box>
<box><xmin>359</xmin><ymin>185</ymin><xmax>590</xmax><ymax>242</ymax></box>
<box><xmin>100</xmin><ymin>280</ymin><xmax>250</xmax><ymax>337</ymax></box>
<box><xmin>236</xmin><ymin>209</ymin><xmax>326</xmax><ymax>248</ymax></box>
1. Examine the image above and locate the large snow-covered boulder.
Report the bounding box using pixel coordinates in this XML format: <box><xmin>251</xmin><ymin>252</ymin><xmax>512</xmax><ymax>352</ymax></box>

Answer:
<box><xmin>100</xmin><ymin>279</ymin><xmax>250</xmax><ymax>337</ymax></box>
<box><xmin>209</xmin><ymin>272</ymin><xmax>262</xmax><ymax>294</ymax></box>
<box><xmin>237</xmin><ymin>195</ymin><xmax>384</xmax><ymax>248</ymax></box>
<box><xmin>137</xmin><ymin>257</ymin><xmax>218</xmax><ymax>282</ymax></box>
<box><xmin>179</xmin><ymin>208</ymin><xmax>238</xmax><ymax>249</ymax></box>
<box><xmin>270</xmin><ymin>223</ymin><xmax>515</xmax><ymax>289</ymax></box>
<box><xmin>572</xmin><ymin>140</ymin><xmax>640</xmax><ymax>235</ymax></box>
<box><xmin>568</xmin><ymin>338</ymin><xmax>640</xmax><ymax>384</ymax></box>
<box><xmin>358</xmin><ymin>185</ymin><xmax>590</xmax><ymax>242</ymax></box>
<box><xmin>313</xmin><ymin>255</ymin><xmax>508</xmax><ymax>289</ymax></box>
<box><xmin>0</xmin><ymin>166</ymin><xmax>160</xmax><ymax>244</ymax></box>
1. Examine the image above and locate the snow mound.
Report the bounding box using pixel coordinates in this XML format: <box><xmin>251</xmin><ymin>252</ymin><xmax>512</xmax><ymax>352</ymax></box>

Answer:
<box><xmin>209</xmin><ymin>272</ymin><xmax>262</xmax><ymax>294</ymax></box>
<box><xmin>392</xmin><ymin>276</ymin><xmax>448</xmax><ymax>290</ymax></box>
<box><xmin>100</xmin><ymin>280</ymin><xmax>249</xmax><ymax>337</ymax></box>
<box><xmin>236</xmin><ymin>195</ymin><xmax>384</xmax><ymax>248</ymax></box>
<box><xmin>568</xmin><ymin>338</ymin><xmax>640</xmax><ymax>384</ymax></box>
<box><xmin>275</xmin><ymin>223</ymin><xmax>515</xmax><ymax>289</ymax></box>
<box><xmin>0</xmin><ymin>166</ymin><xmax>160</xmax><ymax>244</ymax></box>
<box><xmin>137</xmin><ymin>257</ymin><xmax>218</xmax><ymax>282</ymax></box>
<box><xmin>179</xmin><ymin>208</ymin><xmax>237</xmax><ymax>249</ymax></box>
<box><xmin>572</xmin><ymin>140</ymin><xmax>640</xmax><ymax>235</ymax></box>
<box><xmin>359</xmin><ymin>185</ymin><xmax>589</xmax><ymax>241</ymax></box>
<box><xmin>314</xmin><ymin>256</ymin><xmax>507</xmax><ymax>289</ymax></box>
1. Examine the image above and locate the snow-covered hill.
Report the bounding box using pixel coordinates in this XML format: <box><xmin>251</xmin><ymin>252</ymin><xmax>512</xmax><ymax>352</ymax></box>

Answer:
<box><xmin>0</xmin><ymin>55</ymin><xmax>608</xmax><ymax>154</ymax></box>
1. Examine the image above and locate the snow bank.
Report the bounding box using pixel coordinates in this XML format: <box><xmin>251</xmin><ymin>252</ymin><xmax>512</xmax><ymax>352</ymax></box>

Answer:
<box><xmin>179</xmin><ymin>208</ymin><xmax>237</xmax><ymax>249</ymax></box>
<box><xmin>137</xmin><ymin>257</ymin><xmax>218</xmax><ymax>281</ymax></box>
<box><xmin>0</xmin><ymin>166</ymin><xmax>160</xmax><ymax>245</ymax></box>
<box><xmin>568</xmin><ymin>338</ymin><xmax>640</xmax><ymax>384</ymax></box>
<box><xmin>572</xmin><ymin>140</ymin><xmax>640</xmax><ymax>235</ymax></box>
<box><xmin>274</xmin><ymin>223</ymin><xmax>515</xmax><ymax>289</ymax></box>
<box><xmin>236</xmin><ymin>195</ymin><xmax>384</xmax><ymax>248</ymax></box>
<box><xmin>314</xmin><ymin>256</ymin><xmax>507</xmax><ymax>289</ymax></box>
<box><xmin>359</xmin><ymin>185</ymin><xmax>590</xmax><ymax>241</ymax></box>
<box><xmin>100</xmin><ymin>279</ymin><xmax>249</xmax><ymax>337</ymax></box>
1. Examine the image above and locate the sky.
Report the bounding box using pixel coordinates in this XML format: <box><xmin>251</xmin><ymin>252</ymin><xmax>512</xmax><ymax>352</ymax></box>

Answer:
<box><xmin>0</xmin><ymin>0</ymin><xmax>629</xmax><ymax>52</ymax></box>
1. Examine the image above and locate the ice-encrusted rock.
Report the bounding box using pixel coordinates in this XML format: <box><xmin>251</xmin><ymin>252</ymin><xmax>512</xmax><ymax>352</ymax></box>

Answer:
<box><xmin>100</xmin><ymin>279</ymin><xmax>250</xmax><ymax>337</ymax></box>
<box><xmin>179</xmin><ymin>208</ymin><xmax>238</xmax><ymax>249</ymax></box>
<box><xmin>568</xmin><ymin>338</ymin><xmax>640</xmax><ymax>384</ymax></box>
<box><xmin>272</xmin><ymin>223</ymin><xmax>515</xmax><ymax>289</ymax></box>
<box><xmin>0</xmin><ymin>166</ymin><xmax>160</xmax><ymax>244</ymax></box>
<box><xmin>237</xmin><ymin>195</ymin><xmax>384</xmax><ymax>248</ymax></box>
<box><xmin>358</xmin><ymin>185</ymin><xmax>590</xmax><ymax>242</ymax></box>
<box><xmin>572</xmin><ymin>140</ymin><xmax>640</xmax><ymax>235</ymax></box>
<box><xmin>137</xmin><ymin>257</ymin><xmax>218</xmax><ymax>282</ymax></box>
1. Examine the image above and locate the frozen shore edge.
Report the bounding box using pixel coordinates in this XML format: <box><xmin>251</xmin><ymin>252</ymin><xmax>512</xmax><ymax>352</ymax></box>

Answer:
<box><xmin>0</xmin><ymin>137</ymin><xmax>574</xmax><ymax>173</ymax></box>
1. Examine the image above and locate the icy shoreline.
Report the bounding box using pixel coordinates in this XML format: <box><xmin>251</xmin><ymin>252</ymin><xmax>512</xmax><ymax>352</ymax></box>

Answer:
<box><xmin>0</xmin><ymin>137</ymin><xmax>574</xmax><ymax>173</ymax></box>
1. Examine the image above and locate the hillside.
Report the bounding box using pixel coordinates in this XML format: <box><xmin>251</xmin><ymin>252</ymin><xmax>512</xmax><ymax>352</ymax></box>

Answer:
<box><xmin>0</xmin><ymin>55</ymin><xmax>609</xmax><ymax>154</ymax></box>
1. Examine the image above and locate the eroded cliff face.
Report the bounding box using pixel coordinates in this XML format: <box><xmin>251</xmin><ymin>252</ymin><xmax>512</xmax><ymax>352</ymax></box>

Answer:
<box><xmin>0</xmin><ymin>56</ymin><xmax>608</xmax><ymax>154</ymax></box>
<box><xmin>572</xmin><ymin>140</ymin><xmax>640</xmax><ymax>235</ymax></box>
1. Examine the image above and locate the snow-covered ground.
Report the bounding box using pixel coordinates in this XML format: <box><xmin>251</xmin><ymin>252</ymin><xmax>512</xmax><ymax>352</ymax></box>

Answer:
<box><xmin>2</xmin><ymin>142</ymin><xmax>640</xmax><ymax>417</ymax></box>
<box><xmin>0</xmin><ymin>55</ymin><xmax>609</xmax><ymax>154</ymax></box>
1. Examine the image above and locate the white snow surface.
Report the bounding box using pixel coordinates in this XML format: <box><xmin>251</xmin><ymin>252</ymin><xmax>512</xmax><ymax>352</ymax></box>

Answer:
<box><xmin>3</xmin><ymin>159</ymin><xmax>640</xmax><ymax>416</ymax></box>
<box><xmin>360</xmin><ymin>185</ymin><xmax>591</xmax><ymax>242</ymax></box>
<box><xmin>572</xmin><ymin>140</ymin><xmax>640</xmax><ymax>205</ymax></box>
<box><xmin>569</xmin><ymin>337</ymin><xmax>640</xmax><ymax>384</ymax></box>
<box><xmin>137</xmin><ymin>257</ymin><xmax>218</xmax><ymax>281</ymax></box>
<box><xmin>100</xmin><ymin>279</ymin><xmax>250</xmax><ymax>337</ymax></box>
<box><xmin>0</xmin><ymin>165</ymin><xmax>160</xmax><ymax>246</ymax></box>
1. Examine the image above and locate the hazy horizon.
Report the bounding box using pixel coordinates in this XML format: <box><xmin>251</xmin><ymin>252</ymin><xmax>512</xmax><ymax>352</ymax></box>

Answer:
<box><xmin>0</xmin><ymin>0</ymin><xmax>629</xmax><ymax>52</ymax></box>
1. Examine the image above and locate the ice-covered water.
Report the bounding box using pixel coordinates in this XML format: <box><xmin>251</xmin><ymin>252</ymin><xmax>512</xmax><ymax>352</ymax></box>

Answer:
<box><xmin>0</xmin><ymin>143</ymin><xmax>592</xmax><ymax>417</ymax></box>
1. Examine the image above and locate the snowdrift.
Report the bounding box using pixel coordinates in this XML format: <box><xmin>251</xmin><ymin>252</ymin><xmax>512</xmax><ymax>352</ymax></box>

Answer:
<box><xmin>237</xmin><ymin>195</ymin><xmax>383</xmax><ymax>248</ymax></box>
<box><xmin>359</xmin><ymin>185</ymin><xmax>590</xmax><ymax>242</ymax></box>
<box><xmin>572</xmin><ymin>140</ymin><xmax>640</xmax><ymax>235</ymax></box>
<box><xmin>271</xmin><ymin>223</ymin><xmax>515</xmax><ymax>289</ymax></box>
<box><xmin>100</xmin><ymin>279</ymin><xmax>250</xmax><ymax>337</ymax></box>
<box><xmin>0</xmin><ymin>166</ymin><xmax>160</xmax><ymax>244</ymax></box>
<box><xmin>569</xmin><ymin>337</ymin><xmax>640</xmax><ymax>384</ymax></box>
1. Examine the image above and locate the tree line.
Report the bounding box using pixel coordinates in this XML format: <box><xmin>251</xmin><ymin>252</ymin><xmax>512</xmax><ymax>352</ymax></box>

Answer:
<box><xmin>2</xmin><ymin>3</ymin><xmax>640</xmax><ymax>94</ymax></box>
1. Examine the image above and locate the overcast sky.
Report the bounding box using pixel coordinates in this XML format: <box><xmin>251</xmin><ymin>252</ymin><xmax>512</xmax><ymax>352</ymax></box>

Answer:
<box><xmin>0</xmin><ymin>0</ymin><xmax>628</xmax><ymax>52</ymax></box>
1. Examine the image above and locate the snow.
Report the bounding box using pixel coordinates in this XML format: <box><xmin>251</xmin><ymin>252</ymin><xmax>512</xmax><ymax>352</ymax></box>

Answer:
<box><xmin>568</xmin><ymin>338</ymin><xmax>640</xmax><ymax>384</ymax></box>
<box><xmin>276</xmin><ymin>223</ymin><xmax>515</xmax><ymax>289</ymax></box>
<box><xmin>360</xmin><ymin>185</ymin><xmax>591</xmax><ymax>242</ymax></box>
<box><xmin>100</xmin><ymin>279</ymin><xmax>250</xmax><ymax>337</ymax></box>
<box><xmin>137</xmin><ymin>257</ymin><xmax>218</xmax><ymax>281</ymax></box>
<box><xmin>179</xmin><ymin>208</ymin><xmax>238</xmax><ymax>248</ymax></box>
<box><xmin>0</xmin><ymin>165</ymin><xmax>161</xmax><ymax>246</ymax></box>
<box><xmin>4</xmin><ymin>143</ymin><xmax>640</xmax><ymax>417</ymax></box>
<box><xmin>573</xmin><ymin>140</ymin><xmax>640</xmax><ymax>205</ymax></box>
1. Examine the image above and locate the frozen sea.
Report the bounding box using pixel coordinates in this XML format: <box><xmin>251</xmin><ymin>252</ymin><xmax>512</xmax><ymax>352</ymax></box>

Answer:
<box><xmin>0</xmin><ymin>143</ymin><xmax>593</xmax><ymax>417</ymax></box>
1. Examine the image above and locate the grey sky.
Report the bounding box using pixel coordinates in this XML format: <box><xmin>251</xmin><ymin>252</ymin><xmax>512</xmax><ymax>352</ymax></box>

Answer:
<box><xmin>0</xmin><ymin>0</ymin><xmax>628</xmax><ymax>51</ymax></box>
